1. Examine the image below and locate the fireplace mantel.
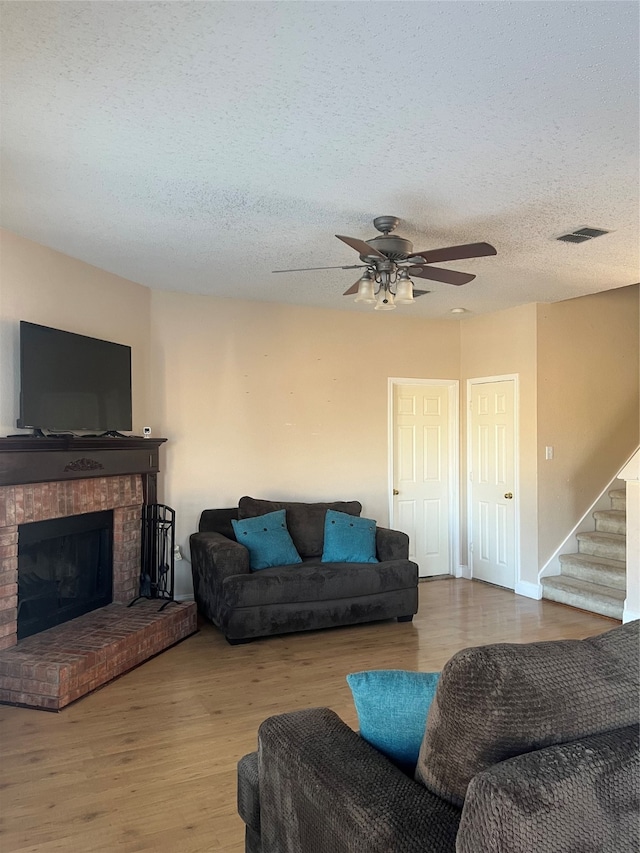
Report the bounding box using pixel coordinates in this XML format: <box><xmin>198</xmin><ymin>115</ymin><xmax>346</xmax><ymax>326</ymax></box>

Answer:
<box><xmin>0</xmin><ymin>436</ymin><xmax>167</xmax><ymax>503</ymax></box>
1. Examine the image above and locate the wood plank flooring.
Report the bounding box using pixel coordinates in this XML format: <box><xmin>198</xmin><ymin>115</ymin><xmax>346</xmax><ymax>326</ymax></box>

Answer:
<box><xmin>0</xmin><ymin>579</ymin><xmax>618</xmax><ymax>853</ymax></box>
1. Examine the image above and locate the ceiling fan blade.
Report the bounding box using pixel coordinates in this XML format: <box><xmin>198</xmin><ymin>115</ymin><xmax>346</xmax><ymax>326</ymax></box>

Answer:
<box><xmin>272</xmin><ymin>264</ymin><xmax>367</xmax><ymax>273</ymax></box>
<box><xmin>408</xmin><ymin>266</ymin><xmax>476</xmax><ymax>286</ymax></box>
<box><xmin>410</xmin><ymin>242</ymin><xmax>497</xmax><ymax>265</ymax></box>
<box><xmin>343</xmin><ymin>281</ymin><xmax>360</xmax><ymax>296</ymax></box>
<box><xmin>335</xmin><ymin>234</ymin><xmax>387</xmax><ymax>259</ymax></box>
<box><xmin>413</xmin><ymin>289</ymin><xmax>430</xmax><ymax>298</ymax></box>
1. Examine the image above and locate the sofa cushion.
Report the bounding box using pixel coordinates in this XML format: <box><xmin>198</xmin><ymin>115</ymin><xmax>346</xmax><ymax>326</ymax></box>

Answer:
<box><xmin>221</xmin><ymin>558</ymin><xmax>415</xmax><ymax>608</ymax></box>
<box><xmin>347</xmin><ymin>670</ymin><xmax>440</xmax><ymax>768</ymax></box>
<box><xmin>322</xmin><ymin>510</ymin><xmax>378</xmax><ymax>564</ymax></box>
<box><xmin>455</xmin><ymin>724</ymin><xmax>640</xmax><ymax>853</ymax></box>
<box><xmin>238</xmin><ymin>497</ymin><xmax>362</xmax><ymax>558</ymax></box>
<box><xmin>414</xmin><ymin>620</ymin><xmax>640</xmax><ymax>808</ymax></box>
<box><xmin>231</xmin><ymin>509</ymin><xmax>302</xmax><ymax>571</ymax></box>
<box><xmin>198</xmin><ymin>507</ymin><xmax>239</xmax><ymax>538</ymax></box>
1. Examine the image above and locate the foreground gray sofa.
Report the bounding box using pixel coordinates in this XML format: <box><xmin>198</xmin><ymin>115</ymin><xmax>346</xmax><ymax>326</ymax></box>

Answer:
<box><xmin>189</xmin><ymin>497</ymin><xmax>419</xmax><ymax>643</ymax></box>
<box><xmin>238</xmin><ymin>620</ymin><xmax>640</xmax><ymax>853</ymax></box>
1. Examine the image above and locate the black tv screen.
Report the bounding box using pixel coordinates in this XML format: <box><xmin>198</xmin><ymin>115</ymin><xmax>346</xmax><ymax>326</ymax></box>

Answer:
<box><xmin>18</xmin><ymin>322</ymin><xmax>132</xmax><ymax>432</ymax></box>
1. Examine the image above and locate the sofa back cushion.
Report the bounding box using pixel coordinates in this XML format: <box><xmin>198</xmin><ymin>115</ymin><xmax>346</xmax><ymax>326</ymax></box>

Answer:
<box><xmin>414</xmin><ymin>620</ymin><xmax>640</xmax><ymax>807</ymax></box>
<box><xmin>238</xmin><ymin>497</ymin><xmax>361</xmax><ymax>559</ymax></box>
<box><xmin>199</xmin><ymin>508</ymin><xmax>239</xmax><ymax>539</ymax></box>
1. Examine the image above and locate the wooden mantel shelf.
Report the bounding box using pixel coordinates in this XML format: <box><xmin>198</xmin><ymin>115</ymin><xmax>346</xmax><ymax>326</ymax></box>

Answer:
<box><xmin>0</xmin><ymin>436</ymin><xmax>167</xmax><ymax>503</ymax></box>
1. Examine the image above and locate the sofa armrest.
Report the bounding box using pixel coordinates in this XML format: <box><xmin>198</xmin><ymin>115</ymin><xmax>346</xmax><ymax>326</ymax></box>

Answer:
<box><xmin>257</xmin><ymin>707</ymin><xmax>460</xmax><ymax>853</ymax></box>
<box><xmin>190</xmin><ymin>531</ymin><xmax>250</xmax><ymax>579</ymax></box>
<box><xmin>376</xmin><ymin>526</ymin><xmax>410</xmax><ymax>561</ymax></box>
<box><xmin>457</xmin><ymin>724</ymin><xmax>640</xmax><ymax>853</ymax></box>
<box><xmin>189</xmin><ymin>531</ymin><xmax>250</xmax><ymax>626</ymax></box>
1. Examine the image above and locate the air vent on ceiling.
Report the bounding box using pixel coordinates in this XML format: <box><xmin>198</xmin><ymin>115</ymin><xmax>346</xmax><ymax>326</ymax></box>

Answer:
<box><xmin>556</xmin><ymin>226</ymin><xmax>610</xmax><ymax>243</ymax></box>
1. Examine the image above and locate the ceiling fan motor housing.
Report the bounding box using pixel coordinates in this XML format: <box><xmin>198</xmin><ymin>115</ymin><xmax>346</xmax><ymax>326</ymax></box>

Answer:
<box><xmin>364</xmin><ymin>234</ymin><xmax>414</xmax><ymax>262</ymax></box>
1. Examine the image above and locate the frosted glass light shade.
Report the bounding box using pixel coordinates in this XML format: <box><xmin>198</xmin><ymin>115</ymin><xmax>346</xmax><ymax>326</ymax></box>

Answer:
<box><xmin>354</xmin><ymin>271</ymin><xmax>376</xmax><ymax>303</ymax></box>
<box><xmin>395</xmin><ymin>273</ymin><xmax>414</xmax><ymax>303</ymax></box>
<box><xmin>374</xmin><ymin>288</ymin><xmax>396</xmax><ymax>311</ymax></box>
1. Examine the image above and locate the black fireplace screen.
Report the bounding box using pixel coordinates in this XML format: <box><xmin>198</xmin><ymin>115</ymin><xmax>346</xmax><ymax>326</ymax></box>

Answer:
<box><xmin>132</xmin><ymin>503</ymin><xmax>175</xmax><ymax>609</ymax></box>
<box><xmin>17</xmin><ymin>510</ymin><xmax>113</xmax><ymax>640</ymax></box>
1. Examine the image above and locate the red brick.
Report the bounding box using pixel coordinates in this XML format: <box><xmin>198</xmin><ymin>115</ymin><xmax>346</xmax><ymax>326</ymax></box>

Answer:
<box><xmin>0</xmin><ymin>529</ymin><xmax>18</xmax><ymax>547</ymax></box>
<box><xmin>13</xmin><ymin>487</ymin><xmax>24</xmax><ymax>525</ymax></box>
<box><xmin>0</xmin><ymin>622</ymin><xmax>16</xmax><ymax>638</ymax></box>
<box><xmin>0</xmin><ymin>608</ymin><xmax>16</xmax><ymax>627</ymax></box>
<box><xmin>0</xmin><ymin>565</ymin><xmax>17</xmax><ymax>584</ymax></box>
<box><xmin>23</xmin><ymin>486</ymin><xmax>35</xmax><ymax>523</ymax></box>
<box><xmin>0</xmin><ymin>594</ymin><xmax>17</xmax><ymax>611</ymax></box>
<box><xmin>0</xmin><ymin>492</ymin><xmax>7</xmax><ymax>528</ymax></box>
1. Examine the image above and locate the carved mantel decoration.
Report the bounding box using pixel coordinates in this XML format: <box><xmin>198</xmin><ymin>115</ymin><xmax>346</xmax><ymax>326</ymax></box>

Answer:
<box><xmin>64</xmin><ymin>457</ymin><xmax>104</xmax><ymax>472</ymax></box>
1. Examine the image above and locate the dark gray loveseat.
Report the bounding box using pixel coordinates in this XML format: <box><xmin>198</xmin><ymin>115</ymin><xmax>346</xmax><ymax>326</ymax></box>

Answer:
<box><xmin>189</xmin><ymin>497</ymin><xmax>418</xmax><ymax>643</ymax></box>
<box><xmin>238</xmin><ymin>620</ymin><xmax>639</xmax><ymax>852</ymax></box>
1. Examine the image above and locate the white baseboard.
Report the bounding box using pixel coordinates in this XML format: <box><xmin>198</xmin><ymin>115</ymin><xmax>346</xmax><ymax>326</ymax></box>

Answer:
<box><xmin>622</xmin><ymin>606</ymin><xmax>640</xmax><ymax>624</ymax></box>
<box><xmin>456</xmin><ymin>564</ymin><xmax>471</xmax><ymax>579</ymax></box>
<box><xmin>515</xmin><ymin>580</ymin><xmax>542</xmax><ymax>600</ymax></box>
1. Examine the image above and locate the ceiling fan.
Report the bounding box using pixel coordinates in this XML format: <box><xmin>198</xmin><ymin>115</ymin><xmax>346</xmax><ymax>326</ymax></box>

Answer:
<box><xmin>273</xmin><ymin>216</ymin><xmax>497</xmax><ymax>310</ymax></box>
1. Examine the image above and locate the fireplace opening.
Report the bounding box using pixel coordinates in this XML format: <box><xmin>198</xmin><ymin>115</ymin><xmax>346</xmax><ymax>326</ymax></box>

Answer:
<box><xmin>18</xmin><ymin>510</ymin><xmax>113</xmax><ymax>640</ymax></box>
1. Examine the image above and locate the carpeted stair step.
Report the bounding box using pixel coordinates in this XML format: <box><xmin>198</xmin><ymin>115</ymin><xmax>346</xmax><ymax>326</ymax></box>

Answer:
<box><xmin>577</xmin><ymin>531</ymin><xmax>626</xmax><ymax>562</ymax></box>
<box><xmin>541</xmin><ymin>575</ymin><xmax>625</xmax><ymax>620</ymax></box>
<box><xmin>558</xmin><ymin>552</ymin><xmax>626</xmax><ymax>589</ymax></box>
<box><xmin>593</xmin><ymin>509</ymin><xmax>626</xmax><ymax>535</ymax></box>
<box><xmin>609</xmin><ymin>488</ymin><xmax>626</xmax><ymax>511</ymax></box>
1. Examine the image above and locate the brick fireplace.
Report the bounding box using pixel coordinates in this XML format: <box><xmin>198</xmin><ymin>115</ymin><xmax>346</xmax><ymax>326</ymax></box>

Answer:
<box><xmin>0</xmin><ymin>437</ymin><xmax>197</xmax><ymax>710</ymax></box>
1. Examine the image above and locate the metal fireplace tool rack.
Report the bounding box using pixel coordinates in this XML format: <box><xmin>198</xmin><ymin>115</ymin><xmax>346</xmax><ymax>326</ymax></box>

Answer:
<box><xmin>129</xmin><ymin>503</ymin><xmax>177</xmax><ymax>610</ymax></box>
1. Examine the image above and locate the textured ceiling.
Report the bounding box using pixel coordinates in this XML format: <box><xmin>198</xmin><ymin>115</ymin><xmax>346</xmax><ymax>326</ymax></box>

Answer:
<box><xmin>1</xmin><ymin>1</ymin><xmax>638</xmax><ymax>318</ymax></box>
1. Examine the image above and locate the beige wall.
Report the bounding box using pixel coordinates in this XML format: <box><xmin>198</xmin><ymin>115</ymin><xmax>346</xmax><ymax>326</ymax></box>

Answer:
<box><xmin>1</xmin><ymin>230</ymin><xmax>636</xmax><ymax>599</ymax></box>
<box><xmin>458</xmin><ymin>289</ymin><xmax>639</xmax><ymax>589</ymax></box>
<box><xmin>536</xmin><ymin>285</ymin><xmax>639</xmax><ymax>566</ymax></box>
<box><xmin>0</xmin><ymin>229</ymin><xmax>152</xmax><ymax>433</ymax></box>
<box><xmin>149</xmin><ymin>291</ymin><xmax>460</xmax><ymax>595</ymax></box>
<box><xmin>460</xmin><ymin>303</ymin><xmax>539</xmax><ymax>587</ymax></box>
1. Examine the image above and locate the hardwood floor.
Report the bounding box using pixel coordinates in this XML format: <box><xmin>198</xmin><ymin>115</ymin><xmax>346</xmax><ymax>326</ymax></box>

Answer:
<box><xmin>0</xmin><ymin>579</ymin><xmax>618</xmax><ymax>853</ymax></box>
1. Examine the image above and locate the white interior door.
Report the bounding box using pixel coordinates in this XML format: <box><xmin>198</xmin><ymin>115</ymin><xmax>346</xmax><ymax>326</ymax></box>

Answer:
<box><xmin>469</xmin><ymin>378</ymin><xmax>517</xmax><ymax>589</ymax></box>
<box><xmin>391</xmin><ymin>383</ymin><xmax>453</xmax><ymax>577</ymax></box>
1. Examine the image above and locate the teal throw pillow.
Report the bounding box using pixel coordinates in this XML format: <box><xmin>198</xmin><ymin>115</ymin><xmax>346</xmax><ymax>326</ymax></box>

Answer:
<box><xmin>321</xmin><ymin>509</ymin><xmax>378</xmax><ymax>563</ymax></box>
<box><xmin>346</xmin><ymin>670</ymin><xmax>440</xmax><ymax>768</ymax></box>
<box><xmin>231</xmin><ymin>509</ymin><xmax>302</xmax><ymax>571</ymax></box>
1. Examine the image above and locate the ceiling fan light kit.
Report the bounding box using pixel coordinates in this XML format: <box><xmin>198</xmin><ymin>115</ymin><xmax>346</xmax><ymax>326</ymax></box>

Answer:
<box><xmin>353</xmin><ymin>270</ymin><xmax>377</xmax><ymax>304</ymax></box>
<box><xmin>375</xmin><ymin>286</ymin><xmax>396</xmax><ymax>311</ymax></box>
<box><xmin>273</xmin><ymin>216</ymin><xmax>497</xmax><ymax>311</ymax></box>
<box><xmin>394</xmin><ymin>270</ymin><xmax>415</xmax><ymax>303</ymax></box>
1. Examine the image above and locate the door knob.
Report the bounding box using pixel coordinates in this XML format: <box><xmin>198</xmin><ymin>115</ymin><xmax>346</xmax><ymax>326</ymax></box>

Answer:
<box><xmin>504</xmin><ymin>492</ymin><xmax>513</xmax><ymax>500</ymax></box>
<box><xmin>393</xmin><ymin>489</ymin><xmax>399</xmax><ymax>495</ymax></box>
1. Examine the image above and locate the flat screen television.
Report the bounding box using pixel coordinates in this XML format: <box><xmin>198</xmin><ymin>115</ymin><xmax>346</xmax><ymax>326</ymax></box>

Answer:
<box><xmin>17</xmin><ymin>321</ymin><xmax>132</xmax><ymax>433</ymax></box>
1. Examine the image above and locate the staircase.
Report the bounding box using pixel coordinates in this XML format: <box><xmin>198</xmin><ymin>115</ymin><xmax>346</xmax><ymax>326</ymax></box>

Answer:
<box><xmin>541</xmin><ymin>488</ymin><xmax>626</xmax><ymax>620</ymax></box>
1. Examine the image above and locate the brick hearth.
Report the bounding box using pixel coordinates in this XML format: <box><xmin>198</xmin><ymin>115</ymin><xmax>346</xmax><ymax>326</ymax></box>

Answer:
<box><xmin>0</xmin><ymin>599</ymin><xmax>197</xmax><ymax>710</ymax></box>
<box><xmin>0</xmin><ymin>467</ymin><xmax>197</xmax><ymax>710</ymax></box>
